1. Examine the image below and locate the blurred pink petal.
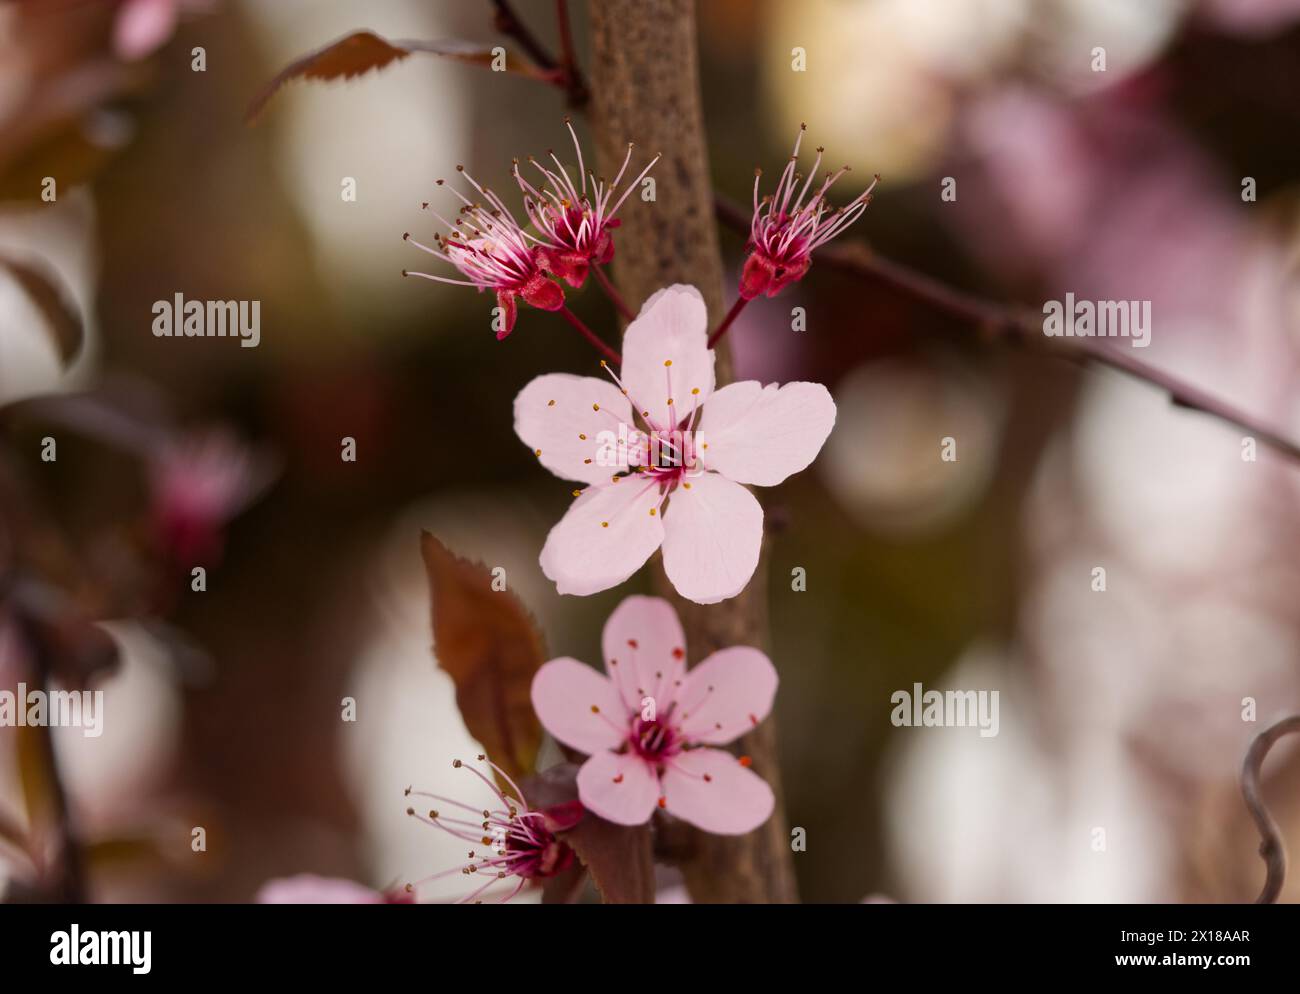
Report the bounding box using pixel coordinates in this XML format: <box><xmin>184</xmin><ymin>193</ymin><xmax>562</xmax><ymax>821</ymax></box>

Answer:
<box><xmin>113</xmin><ymin>0</ymin><xmax>180</xmax><ymax>61</ymax></box>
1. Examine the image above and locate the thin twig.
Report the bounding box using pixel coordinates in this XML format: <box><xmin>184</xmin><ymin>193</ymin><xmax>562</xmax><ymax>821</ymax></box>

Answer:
<box><xmin>715</xmin><ymin>194</ymin><xmax>1300</xmax><ymax>465</ymax></box>
<box><xmin>592</xmin><ymin>264</ymin><xmax>634</xmax><ymax>321</ymax></box>
<box><xmin>1241</xmin><ymin>714</ymin><xmax>1300</xmax><ymax>904</ymax></box>
<box><xmin>707</xmin><ymin>295</ymin><xmax>749</xmax><ymax>349</ymax></box>
<box><xmin>553</xmin><ymin>0</ymin><xmax>589</xmax><ymax>107</ymax></box>
<box><xmin>558</xmin><ymin>306</ymin><xmax>621</xmax><ymax>365</ymax></box>
<box><xmin>488</xmin><ymin>0</ymin><xmax>588</xmax><ymax>106</ymax></box>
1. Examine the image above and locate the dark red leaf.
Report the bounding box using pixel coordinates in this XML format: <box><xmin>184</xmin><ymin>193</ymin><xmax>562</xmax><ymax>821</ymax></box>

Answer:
<box><xmin>246</xmin><ymin>31</ymin><xmax>552</xmax><ymax>123</ymax></box>
<box><xmin>420</xmin><ymin>531</ymin><xmax>544</xmax><ymax>785</ymax></box>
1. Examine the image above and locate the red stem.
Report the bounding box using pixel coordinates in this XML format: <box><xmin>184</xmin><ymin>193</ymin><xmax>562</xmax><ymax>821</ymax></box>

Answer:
<box><xmin>706</xmin><ymin>296</ymin><xmax>749</xmax><ymax>349</ymax></box>
<box><xmin>592</xmin><ymin>264</ymin><xmax>635</xmax><ymax>321</ymax></box>
<box><xmin>559</xmin><ymin>306</ymin><xmax>621</xmax><ymax>365</ymax></box>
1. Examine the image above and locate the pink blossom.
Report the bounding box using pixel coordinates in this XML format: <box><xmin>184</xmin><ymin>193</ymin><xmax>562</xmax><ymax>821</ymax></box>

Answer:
<box><xmin>513</xmin><ymin>284</ymin><xmax>836</xmax><ymax>604</ymax></box>
<box><xmin>531</xmin><ymin>595</ymin><xmax>778</xmax><ymax>834</ymax></box>
<box><xmin>404</xmin><ymin>755</ymin><xmax>580</xmax><ymax>904</ymax></box>
<box><xmin>112</xmin><ymin>0</ymin><xmax>214</xmax><ymax>62</ymax></box>
<box><xmin>255</xmin><ymin>875</ymin><xmax>409</xmax><ymax>905</ymax></box>
<box><xmin>512</xmin><ymin>119</ymin><xmax>659</xmax><ymax>288</ymax></box>
<box><xmin>404</xmin><ymin>168</ymin><xmax>564</xmax><ymax>339</ymax></box>
<box><xmin>740</xmin><ymin>125</ymin><xmax>878</xmax><ymax>300</ymax></box>
<box><xmin>113</xmin><ymin>0</ymin><xmax>180</xmax><ymax>61</ymax></box>
<box><xmin>148</xmin><ymin>430</ymin><xmax>273</xmax><ymax>567</ymax></box>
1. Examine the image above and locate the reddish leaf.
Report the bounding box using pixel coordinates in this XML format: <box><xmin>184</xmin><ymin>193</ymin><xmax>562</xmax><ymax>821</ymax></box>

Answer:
<box><xmin>420</xmin><ymin>531</ymin><xmax>544</xmax><ymax>785</ymax></box>
<box><xmin>0</xmin><ymin>255</ymin><xmax>84</xmax><ymax>365</ymax></box>
<box><xmin>562</xmin><ymin>814</ymin><xmax>655</xmax><ymax>905</ymax></box>
<box><xmin>246</xmin><ymin>31</ymin><xmax>552</xmax><ymax>123</ymax></box>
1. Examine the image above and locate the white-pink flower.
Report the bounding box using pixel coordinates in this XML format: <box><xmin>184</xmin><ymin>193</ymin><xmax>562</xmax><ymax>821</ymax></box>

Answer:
<box><xmin>531</xmin><ymin>595</ymin><xmax>779</xmax><ymax>834</ymax></box>
<box><xmin>513</xmin><ymin>284</ymin><xmax>836</xmax><ymax>604</ymax></box>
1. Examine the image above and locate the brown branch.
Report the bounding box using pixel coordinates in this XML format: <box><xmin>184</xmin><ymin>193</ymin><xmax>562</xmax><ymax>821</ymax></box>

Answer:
<box><xmin>715</xmin><ymin>194</ymin><xmax>1300</xmax><ymax>465</ymax></box>
<box><xmin>1241</xmin><ymin>714</ymin><xmax>1300</xmax><ymax>904</ymax></box>
<box><xmin>590</xmin><ymin>0</ymin><xmax>798</xmax><ymax>904</ymax></box>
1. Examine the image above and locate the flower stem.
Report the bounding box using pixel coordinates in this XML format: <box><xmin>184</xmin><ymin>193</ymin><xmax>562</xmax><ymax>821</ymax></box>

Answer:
<box><xmin>592</xmin><ymin>264</ymin><xmax>635</xmax><ymax>321</ymax></box>
<box><xmin>558</xmin><ymin>306</ymin><xmax>621</xmax><ymax>365</ymax></box>
<box><xmin>706</xmin><ymin>296</ymin><xmax>748</xmax><ymax>349</ymax></box>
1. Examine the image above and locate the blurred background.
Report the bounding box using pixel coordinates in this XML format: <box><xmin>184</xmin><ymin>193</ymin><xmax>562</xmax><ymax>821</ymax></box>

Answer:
<box><xmin>3</xmin><ymin>0</ymin><xmax>1300</xmax><ymax>903</ymax></box>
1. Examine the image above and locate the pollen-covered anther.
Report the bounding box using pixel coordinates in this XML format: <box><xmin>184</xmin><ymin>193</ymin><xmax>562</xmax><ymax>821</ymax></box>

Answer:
<box><xmin>739</xmin><ymin>756</ymin><xmax>753</xmax><ymax>767</ymax></box>
<box><xmin>657</xmin><ymin>797</ymin><xmax>667</xmax><ymax>809</ymax></box>
<box><xmin>591</xmin><ymin>704</ymin><xmax>601</xmax><ymax>713</ymax></box>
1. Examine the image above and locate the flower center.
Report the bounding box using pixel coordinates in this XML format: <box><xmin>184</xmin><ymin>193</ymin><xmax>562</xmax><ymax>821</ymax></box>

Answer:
<box><xmin>629</xmin><ymin>716</ymin><xmax>681</xmax><ymax>764</ymax></box>
<box><xmin>507</xmin><ymin>821</ymin><xmax>574</xmax><ymax>879</ymax></box>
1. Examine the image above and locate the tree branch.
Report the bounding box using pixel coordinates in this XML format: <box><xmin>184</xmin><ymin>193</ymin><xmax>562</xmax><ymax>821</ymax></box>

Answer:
<box><xmin>589</xmin><ymin>0</ymin><xmax>798</xmax><ymax>904</ymax></box>
<box><xmin>715</xmin><ymin>194</ymin><xmax>1300</xmax><ymax>464</ymax></box>
<box><xmin>1241</xmin><ymin>714</ymin><xmax>1300</xmax><ymax>904</ymax></box>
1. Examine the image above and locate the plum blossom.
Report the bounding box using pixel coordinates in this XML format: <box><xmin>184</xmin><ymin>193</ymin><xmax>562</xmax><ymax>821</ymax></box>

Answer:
<box><xmin>740</xmin><ymin>125</ymin><xmax>878</xmax><ymax>300</ymax></box>
<box><xmin>513</xmin><ymin>284</ymin><xmax>836</xmax><ymax>604</ymax></box>
<box><xmin>403</xmin><ymin>755</ymin><xmax>580</xmax><ymax>904</ymax></box>
<box><xmin>512</xmin><ymin>119</ymin><xmax>659</xmax><ymax>288</ymax></box>
<box><xmin>404</xmin><ymin>168</ymin><xmax>564</xmax><ymax>339</ymax></box>
<box><xmin>531</xmin><ymin>595</ymin><xmax>778</xmax><ymax>834</ymax></box>
<box><xmin>148</xmin><ymin>429</ymin><xmax>273</xmax><ymax>567</ymax></box>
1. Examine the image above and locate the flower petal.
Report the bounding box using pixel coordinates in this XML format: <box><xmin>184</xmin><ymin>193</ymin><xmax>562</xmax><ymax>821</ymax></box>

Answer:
<box><xmin>514</xmin><ymin>373</ymin><xmax>634</xmax><ymax>485</ymax></box>
<box><xmin>520</xmin><ymin>271</ymin><xmax>565</xmax><ymax>311</ymax></box>
<box><xmin>575</xmin><ymin>750</ymin><xmax>661</xmax><ymax>826</ymax></box>
<box><xmin>539</xmin><ymin>479</ymin><xmax>665</xmax><ymax>596</ymax></box>
<box><xmin>600</xmin><ymin>595</ymin><xmax>688</xmax><ymax>712</ymax></box>
<box><xmin>622</xmin><ymin>284</ymin><xmax>715</xmax><ymax>431</ymax></box>
<box><xmin>113</xmin><ymin>0</ymin><xmax>179</xmax><ymax>62</ymax></box>
<box><xmin>661</xmin><ymin>748</ymin><xmax>774</xmax><ymax>835</ymax></box>
<box><xmin>677</xmin><ymin>646</ymin><xmax>778</xmax><ymax>745</ymax></box>
<box><xmin>698</xmin><ymin>380</ymin><xmax>837</xmax><ymax>486</ymax></box>
<box><xmin>531</xmin><ymin>657</ymin><xmax>628</xmax><ymax>755</ymax></box>
<box><xmin>661</xmin><ymin>472</ymin><xmax>762</xmax><ymax>604</ymax></box>
<box><xmin>495</xmin><ymin>290</ymin><xmax>518</xmax><ymax>340</ymax></box>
